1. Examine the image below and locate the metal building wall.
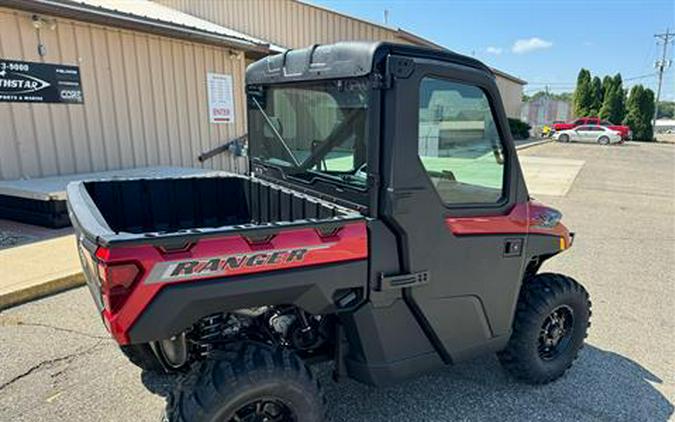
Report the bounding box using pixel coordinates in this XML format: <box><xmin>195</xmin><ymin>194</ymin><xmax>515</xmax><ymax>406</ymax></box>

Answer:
<box><xmin>0</xmin><ymin>7</ymin><xmax>247</xmax><ymax>181</ymax></box>
<box><xmin>156</xmin><ymin>0</ymin><xmax>525</xmax><ymax>118</ymax></box>
<box><xmin>495</xmin><ymin>76</ymin><xmax>525</xmax><ymax>119</ymax></box>
<box><xmin>156</xmin><ymin>0</ymin><xmax>406</xmax><ymax>49</ymax></box>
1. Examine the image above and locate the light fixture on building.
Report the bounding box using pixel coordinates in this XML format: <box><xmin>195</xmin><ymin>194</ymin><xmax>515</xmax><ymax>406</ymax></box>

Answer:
<box><xmin>31</xmin><ymin>15</ymin><xmax>56</xmax><ymax>57</ymax></box>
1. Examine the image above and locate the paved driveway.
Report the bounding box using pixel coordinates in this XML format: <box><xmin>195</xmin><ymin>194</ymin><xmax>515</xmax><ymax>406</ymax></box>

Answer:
<box><xmin>0</xmin><ymin>141</ymin><xmax>673</xmax><ymax>421</ymax></box>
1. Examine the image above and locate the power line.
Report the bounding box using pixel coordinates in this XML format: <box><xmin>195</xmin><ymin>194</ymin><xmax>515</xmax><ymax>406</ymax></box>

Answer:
<box><xmin>653</xmin><ymin>28</ymin><xmax>674</xmax><ymax>123</ymax></box>
<box><xmin>624</xmin><ymin>73</ymin><xmax>658</xmax><ymax>81</ymax></box>
<box><xmin>526</xmin><ymin>73</ymin><xmax>656</xmax><ymax>87</ymax></box>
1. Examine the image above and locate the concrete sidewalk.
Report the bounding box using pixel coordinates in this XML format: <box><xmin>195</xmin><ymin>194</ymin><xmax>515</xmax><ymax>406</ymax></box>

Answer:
<box><xmin>0</xmin><ymin>235</ymin><xmax>83</xmax><ymax>310</ymax></box>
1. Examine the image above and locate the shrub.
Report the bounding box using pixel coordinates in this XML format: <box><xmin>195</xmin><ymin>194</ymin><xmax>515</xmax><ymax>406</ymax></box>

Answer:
<box><xmin>508</xmin><ymin>118</ymin><xmax>531</xmax><ymax>140</ymax></box>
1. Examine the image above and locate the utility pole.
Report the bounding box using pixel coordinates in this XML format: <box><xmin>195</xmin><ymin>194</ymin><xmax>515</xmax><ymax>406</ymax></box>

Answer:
<box><xmin>544</xmin><ymin>85</ymin><xmax>550</xmax><ymax>125</ymax></box>
<box><xmin>653</xmin><ymin>28</ymin><xmax>673</xmax><ymax>124</ymax></box>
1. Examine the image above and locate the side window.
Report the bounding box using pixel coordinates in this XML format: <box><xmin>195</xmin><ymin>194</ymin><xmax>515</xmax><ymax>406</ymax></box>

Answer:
<box><xmin>418</xmin><ymin>77</ymin><xmax>505</xmax><ymax>205</ymax></box>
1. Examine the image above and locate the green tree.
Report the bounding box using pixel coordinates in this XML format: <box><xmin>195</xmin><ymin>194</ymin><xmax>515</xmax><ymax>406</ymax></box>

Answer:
<box><xmin>624</xmin><ymin>85</ymin><xmax>656</xmax><ymax>141</ymax></box>
<box><xmin>612</xmin><ymin>73</ymin><xmax>626</xmax><ymax>123</ymax></box>
<box><xmin>522</xmin><ymin>91</ymin><xmax>573</xmax><ymax>102</ymax></box>
<box><xmin>573</xmin><ymin>69</ymin><xmax>593</xmax><ymax>117</ymax></box>
<box><xmin>656</xmin><ymin>101</ymin><xmax>675</xmax><ymax>119</ymax></box>
<box><xmin>590</xmin><ymin>76</ymin><xmax>603</xmax><ymax>115</ymax></box>
<box><xmin>602</xmin><ymin>75</ymin><xmax>614</xmax><ymax>97</ymax></box>
<box><xmin>599</xmin><ymin>85</ymin><xmax>615</xmax><ymax>120</ymax></box>
<box><xmin>599</xmin><ymin>84</ymin><xmax>620</xmax><ymax>122</ymax></box>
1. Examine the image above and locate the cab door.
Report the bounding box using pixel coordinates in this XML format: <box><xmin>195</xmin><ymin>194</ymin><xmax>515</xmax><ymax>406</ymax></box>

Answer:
<box><xmin>380</xmin><ymin>56</ymin><xmax>530</xmax><ymax>362</ymax></box>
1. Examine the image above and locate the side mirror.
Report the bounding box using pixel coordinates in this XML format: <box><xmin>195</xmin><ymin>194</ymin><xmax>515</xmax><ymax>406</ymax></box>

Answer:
<box><xmin>229</xmin><ymin>139</ymin><xmax>247</xmax><ymax>157</ymax></box>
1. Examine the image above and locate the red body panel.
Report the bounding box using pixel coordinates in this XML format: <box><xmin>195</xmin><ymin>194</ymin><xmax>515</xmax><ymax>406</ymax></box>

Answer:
<box><xmin>96</xmin><ymin>222</ymin><xmax>368</xmax><ymax>344</ymax></box>
<box><xmin>445</xmin><ymin>201</ymin><xmax>571</xmax><ymax>242</ymax></box>
<box><xmin>551</xmin><ymin>122</ymin><xmax>575</xmax><ymax>132</ymax></box>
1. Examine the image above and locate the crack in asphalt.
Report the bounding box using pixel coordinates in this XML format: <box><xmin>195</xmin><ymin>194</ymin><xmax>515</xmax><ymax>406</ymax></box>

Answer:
<box><xmin>13</xmin><ymin>321</ymin><xmax>110</xmax><ymax>340</ymax></box>
<box><xmin>0</xmin><ymin>340</ymin><xmax>108</xmax><ymax>392</ymax></box>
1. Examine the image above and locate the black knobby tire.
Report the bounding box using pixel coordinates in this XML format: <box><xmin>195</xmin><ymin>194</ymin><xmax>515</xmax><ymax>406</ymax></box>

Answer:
<box><xmin>165</xmin><ymin>342</ymin><xmax>325</xmax><ymax>422</ymax></box>
<box><xmin>498</xmin><ymin>273</ymin><xmax>591</xmax><ymax>384</ymax></box>
<box><xmin>120</xmin><ymin>343</ymin><xmax>166</xmax><ymax>373</ymax></box>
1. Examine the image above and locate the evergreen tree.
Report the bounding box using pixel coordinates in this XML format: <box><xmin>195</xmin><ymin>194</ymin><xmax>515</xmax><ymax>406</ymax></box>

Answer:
<box><xmin>641</xmin><ymin>88</ymin><xmax>655</xmax><ymax>139</ymax></box>
<box><xmin>573</xmin><ymin>69</ymin><xmax>593</xmax><ymax>117</ymax></box>
<box><xmin>612</xmin><ymin>73</ymin><xmax>626</xmax><ymax>123</ymax></box>
<box><xmin>590</xmin><ymin>76</ymin><xmax>603</xmax><ymax>115</ymax></box>
<box><xmin>599</xmin><ymin>84</ymin><xmax>616</xmax><ymax>120</ymax></box>
<box><xmin>624</xmin><ymin>85</ymin><xmax>655</xmax><ymax>141</ymax></box>
<box><xmin>602</xmin><ymin>86</ymin><xmax>626</xmax><ymax>124</ymax></box>
<box><xmin>602</xmin><ymin>75</ymin><xmax>614</xmax><ymax>97</ymax></box>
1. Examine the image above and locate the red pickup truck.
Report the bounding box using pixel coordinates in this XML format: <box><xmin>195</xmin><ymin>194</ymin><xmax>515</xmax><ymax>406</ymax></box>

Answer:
<box><xmin>552</xmin><ymin>117</ymin><xmax>631</xmax><ymax>140</ymax></box>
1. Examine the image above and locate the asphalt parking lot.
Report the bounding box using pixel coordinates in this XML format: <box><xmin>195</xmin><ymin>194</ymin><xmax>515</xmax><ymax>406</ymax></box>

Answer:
<box><xmin>1</xmin><ymin>141</ymin><xmax>673</xmax><ymax>421</ymax></box>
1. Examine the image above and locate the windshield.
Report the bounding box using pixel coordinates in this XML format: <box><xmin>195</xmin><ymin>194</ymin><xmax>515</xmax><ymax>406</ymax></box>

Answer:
<box><xmin>248</xmin><ymin>78</ymin><xmax>370</xmax><ymax>189</ymax></box>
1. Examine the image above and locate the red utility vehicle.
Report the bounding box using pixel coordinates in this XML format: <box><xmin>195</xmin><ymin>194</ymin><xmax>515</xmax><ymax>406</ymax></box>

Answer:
<box><xmin>68</xmin><ymin>42</ymin><xmax>591</xmax><ymax>422</ymax></box>
<box><xmin>552</xmin><ymin>117</ymin><xmax>631</xmax><ymax>139</ymax></box>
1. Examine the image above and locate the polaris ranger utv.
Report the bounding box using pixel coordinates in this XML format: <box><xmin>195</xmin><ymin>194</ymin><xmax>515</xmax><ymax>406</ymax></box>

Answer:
<box><xmin>68</xmin><ymin>42</ymin><xmax>591</xmax><ymax>421</ymax></box>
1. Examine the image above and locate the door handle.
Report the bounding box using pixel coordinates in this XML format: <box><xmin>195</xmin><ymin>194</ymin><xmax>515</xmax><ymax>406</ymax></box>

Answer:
<box><xmin>504</xmin><ymin>238</ymin><xmax>523</xmax><ymax>257</ymax></box>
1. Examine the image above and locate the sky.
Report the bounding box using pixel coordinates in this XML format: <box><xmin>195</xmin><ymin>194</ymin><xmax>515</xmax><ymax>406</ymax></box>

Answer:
<box><xmin>310</xmin><ymin>0</ymin><xmax>675</xmax><ymax>100</ymax></box>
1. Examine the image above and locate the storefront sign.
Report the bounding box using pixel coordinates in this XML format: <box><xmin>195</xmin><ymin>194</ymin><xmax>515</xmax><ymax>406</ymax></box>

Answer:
<box><xmin>0</xmin><ymin>59</ymin><xmax>83</xmax><ymax>104</ymax></box>
<box><xmin>207</xmin><ymin>73</ymin><xmax>234</xmax><ymax>124</ymax></box>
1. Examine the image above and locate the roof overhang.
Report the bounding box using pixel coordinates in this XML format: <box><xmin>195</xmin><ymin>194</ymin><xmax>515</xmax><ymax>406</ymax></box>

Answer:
<box><xmin>490</xmin><ymin>67</ymin><xmax>527</xmax><ymax>86</ymax></box>
<box><xmin>0</xmin><ymin>0</ymin><xmax>273</xmax><ymax>55</ymax></box>
<box><xmin>395</xmin><ymin>29</ymin><xmax>446</xmax><ymax>50</ymax></box>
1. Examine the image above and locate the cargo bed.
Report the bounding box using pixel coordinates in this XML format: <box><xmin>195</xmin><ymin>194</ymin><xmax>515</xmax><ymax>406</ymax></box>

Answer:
<box><xmin>67</xmin><ymin>174</ymin><xmax>363</xmax><ymax>247</ymax></box>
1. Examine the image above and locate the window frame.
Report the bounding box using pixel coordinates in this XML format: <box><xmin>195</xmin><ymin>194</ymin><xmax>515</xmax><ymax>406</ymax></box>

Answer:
<box><xmin>249</xmin><ymin>78</ymin><xmax>371</xmax><ymax>192</ymax></box>
<box><xmin>416</xmin><ymin>73</ymin><xmax>511</xmax><ymax>210</ymax></box>
<box><xmin>247</xmin><ymin>78</ymin><xmax>377</xmax><ymax>212</ymax></box>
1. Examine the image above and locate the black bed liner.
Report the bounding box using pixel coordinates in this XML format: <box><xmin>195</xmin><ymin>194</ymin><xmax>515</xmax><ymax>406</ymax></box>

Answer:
<box><xmin>67</xmin><ymin>173</ymin><xmax>363</xmax><ymax>248</ymax></box>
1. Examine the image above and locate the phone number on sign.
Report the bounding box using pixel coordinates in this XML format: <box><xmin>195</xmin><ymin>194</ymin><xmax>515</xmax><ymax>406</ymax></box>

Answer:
<box><xmin>0</xmin><ymin>62</ymin><xmax>30</xmax><ymax>72</ymax></box>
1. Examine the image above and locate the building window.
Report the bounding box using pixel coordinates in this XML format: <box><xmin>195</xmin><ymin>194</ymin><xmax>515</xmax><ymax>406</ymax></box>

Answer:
<box><xmin>418</xmin><ymin>77</ymin><xmax>506</xmax><ymax>205</ymax></box>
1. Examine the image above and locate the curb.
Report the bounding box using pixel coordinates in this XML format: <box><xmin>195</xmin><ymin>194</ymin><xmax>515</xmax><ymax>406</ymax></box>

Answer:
<box><xmin>0</xmin><ymin>272</ymin><xmax>85</xmax><ymax>311</ymax></box>
<box><xmin>515</xmin><ymin>139</ymin><xmax>553</xmax><ymax>150</ymax></box>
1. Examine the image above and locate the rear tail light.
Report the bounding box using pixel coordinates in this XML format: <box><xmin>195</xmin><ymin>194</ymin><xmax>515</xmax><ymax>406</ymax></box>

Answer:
<box><xmin>95</xmin><ymin>248</ymin><xmax>143</xmax><ymax>314</ymax></box>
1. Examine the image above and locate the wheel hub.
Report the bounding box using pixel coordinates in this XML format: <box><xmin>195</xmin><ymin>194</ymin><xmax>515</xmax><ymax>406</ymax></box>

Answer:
<box><xmin>538</xmin><ymin>305</ymin><xmax>574</xmax><ymax>361</ymax></box>
<box><xmin>230</xmin><ymin>398</ymin><xmax>295</xmax><ymax>422</ymax></box>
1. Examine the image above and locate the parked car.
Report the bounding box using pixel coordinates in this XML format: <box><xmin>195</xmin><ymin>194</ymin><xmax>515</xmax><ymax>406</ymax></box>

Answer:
<box><xmin>551</xmin><ymin>117</ymin><xmax>631</xmax><ymax>140</ymax></box>
<box><xmin>554</xmin><ymin>125</ymin><xmax>623</xmax><ymax>144</ymax></box>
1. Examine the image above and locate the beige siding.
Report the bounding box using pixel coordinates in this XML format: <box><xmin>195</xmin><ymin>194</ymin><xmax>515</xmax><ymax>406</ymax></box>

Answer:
<box><xmin>495</xmin><ymin>76</ymin><xmax>524</xmax><ymax>119</ymax></box>
<box><xmin>156</xmin><ymin>0</ymin><xmax>522</xmax><ymax>117</ymax></box>
<box><xmin>0</xmin><ymin>7</ymin><xmax>247</xmax><ymax>181</ymax></box>
<box><xmin>157</xmin><ymin>0</ymin><xmax>402</xmax><ymax>48</ymax></box>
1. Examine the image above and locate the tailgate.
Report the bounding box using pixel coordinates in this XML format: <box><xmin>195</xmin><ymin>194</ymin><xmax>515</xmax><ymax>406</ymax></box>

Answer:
<box><xmin>98</xmin><ymin>221</ymin><xmax>368</xmax><ymax>344</ymax></box>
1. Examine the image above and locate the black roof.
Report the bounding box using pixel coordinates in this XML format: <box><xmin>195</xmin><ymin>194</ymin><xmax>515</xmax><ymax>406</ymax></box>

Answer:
<box><xmin>246</xmin><ymin>41</ymin><xmax>493</xmax><ymax>85</ymax></box>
